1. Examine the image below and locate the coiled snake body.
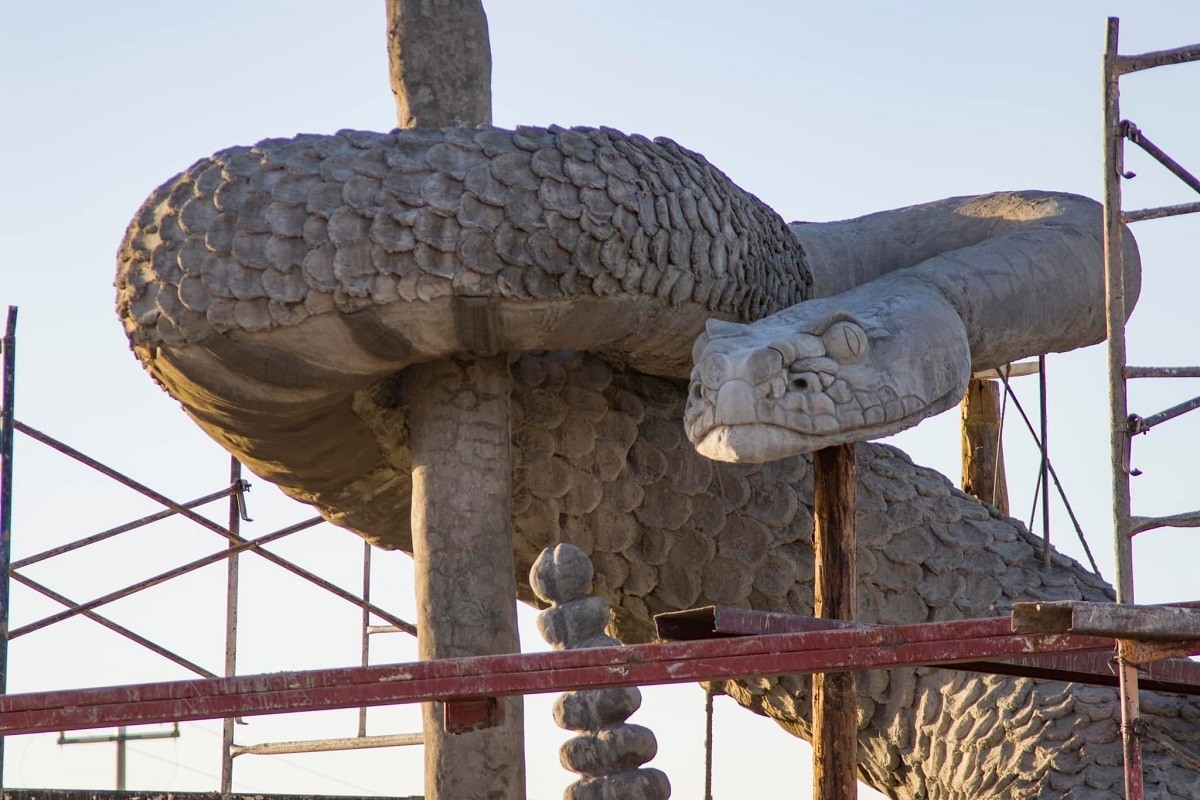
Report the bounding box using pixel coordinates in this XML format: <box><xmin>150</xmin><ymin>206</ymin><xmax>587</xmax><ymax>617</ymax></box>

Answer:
<box><xmin>117</xmin><ymin>125</ymin><xmax>1197</xmax><ymax>798</ymax></box>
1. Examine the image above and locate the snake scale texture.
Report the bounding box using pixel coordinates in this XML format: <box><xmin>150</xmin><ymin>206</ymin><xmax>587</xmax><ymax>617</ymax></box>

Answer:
<box><xmin>116</xmin><ymin>125</ymin><xmax>1200</xmax><ymax>798</ymax></box>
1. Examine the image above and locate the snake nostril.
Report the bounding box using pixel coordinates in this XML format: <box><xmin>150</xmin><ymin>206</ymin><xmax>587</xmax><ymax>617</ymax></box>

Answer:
<box><xmin>790</xmin><ymin>371</ymin><xmax>820</xmax><ymax>391</ymax></box>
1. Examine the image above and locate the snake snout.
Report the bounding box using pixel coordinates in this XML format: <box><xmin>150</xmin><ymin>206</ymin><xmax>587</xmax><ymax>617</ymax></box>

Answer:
<box><xmin>744</xmin><ymin>347</ymin><xmax>784</xmax><ymax>384</ymax></box>
<box><xmin>713</xmin><ymin>380</ymin><xmax>758</xmax><ymax>426</ymax></box>
<box><xmin>698</xmin><ymin>347</ymin><xmax>782</xmax><ymax>389</ymax></box>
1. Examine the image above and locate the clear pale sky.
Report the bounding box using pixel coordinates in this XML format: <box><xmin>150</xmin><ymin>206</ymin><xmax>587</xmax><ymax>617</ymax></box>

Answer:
<box><xmin>1</xmin><ymin>2</ymin><xmax>1198</xmax><ymax>797</ymax></box>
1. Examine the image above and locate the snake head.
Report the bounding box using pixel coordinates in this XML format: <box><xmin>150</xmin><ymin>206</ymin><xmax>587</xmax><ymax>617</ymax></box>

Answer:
<box><xmin>683</xmin><ymin>286</ymin><xmax>971</xmax><ymax>462</ymax></box>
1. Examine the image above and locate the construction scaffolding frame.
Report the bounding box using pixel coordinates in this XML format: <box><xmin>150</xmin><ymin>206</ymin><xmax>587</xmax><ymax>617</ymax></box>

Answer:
<box><xmin>1102</xmin><ymin>17</ymin><xmax>1200</xmax><ymax>800</ymax></box>
<box><xmin>2</xmin><ymin>17</ymin><xmax>1200</xmax><ymax>800</ymax></box>
<box><xmin>0</xmin><ymin>305</ymin><xmax>421</xmax><ymax>793</ymax></box>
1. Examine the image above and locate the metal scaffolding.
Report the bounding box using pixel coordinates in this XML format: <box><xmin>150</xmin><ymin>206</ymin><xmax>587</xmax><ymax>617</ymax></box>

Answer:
<box><xmin>0</xmin><ymin>305</ymin><xmax>420</xmax><ymax>794</ymax></box>
<box><xmin>2</xmin><ymin>17</ymin><xmax>1200</xmax><ymax>800</ymax></box>
<box><xmin>1102</xmin><ymin>16</ymin><xmax>1200</xmax><ymax>800</ymax></box>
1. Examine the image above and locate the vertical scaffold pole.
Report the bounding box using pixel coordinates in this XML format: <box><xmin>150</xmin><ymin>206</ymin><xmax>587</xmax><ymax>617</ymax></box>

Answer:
<box><xmin>220</xmin><ymin>457</ymin><xmax>243</xmax><ymax>795</ymax></box>
<box><xmin>0</xmin><ymin>306</ymin><xmax>17</xmax><ymax>789</ymax></box>
<box><xmin>358</xmin><ymin>539</ymin><xmax>371</xmax><ymax>738</ymax></box>
<box><xmin>1102</xmin><ymin>17</ymin><xmax>1144</xmax><ymax>800</ymax></box>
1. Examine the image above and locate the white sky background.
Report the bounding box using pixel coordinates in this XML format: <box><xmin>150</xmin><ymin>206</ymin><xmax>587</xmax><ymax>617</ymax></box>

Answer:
<box><xmin>1</xmin><ymin>1</ymin><xmax>1199</xmax><ymax>797</ymax></box>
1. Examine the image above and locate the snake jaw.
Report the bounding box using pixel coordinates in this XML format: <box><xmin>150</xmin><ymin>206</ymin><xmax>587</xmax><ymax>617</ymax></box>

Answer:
<box><xmin>685</xmin><ymin>293</ymin><xmax>971</xmax><ymax>462</ymax></box>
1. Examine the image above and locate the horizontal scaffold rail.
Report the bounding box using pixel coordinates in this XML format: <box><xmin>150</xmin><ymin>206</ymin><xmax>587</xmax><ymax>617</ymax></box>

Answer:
<box><xmin>3</xmin><ymin>611</ymin><xmax>1199</xmax><ymax>737</ymax></box>
<box><xmin>1130</xmin><ymin>510</ymin><xmax>1200</xmax><ymax>536</ymax></box>
<box><xmin>655</xmin><ymin>605</ymin><xmax>1200</xmax><ymax>694</ymax></box>
<box><xmin>1114</xmin><ymin>40</ymin><xmax>1200</xmax><ymax>75</ymax></box>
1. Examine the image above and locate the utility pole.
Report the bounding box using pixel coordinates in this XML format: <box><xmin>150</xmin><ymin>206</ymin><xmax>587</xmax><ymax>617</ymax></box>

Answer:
<box><xmin>58</xmin><ymin>723</ymin><xmax>180</xmax><ymax>790</ymax></box>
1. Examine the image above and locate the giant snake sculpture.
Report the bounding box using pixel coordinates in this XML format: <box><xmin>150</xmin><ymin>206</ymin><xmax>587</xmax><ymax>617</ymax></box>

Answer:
<box><xmin>115</xmin><ymin>124</ymin><xmax>1200</xmax><ymax>797</ymax></box>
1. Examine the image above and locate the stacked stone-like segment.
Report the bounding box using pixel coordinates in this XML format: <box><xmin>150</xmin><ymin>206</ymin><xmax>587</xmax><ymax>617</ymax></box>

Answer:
<box><xmin>531</xmin><ymin>544</ymin><xmax>670</xmax><ymax>800</ymax></box>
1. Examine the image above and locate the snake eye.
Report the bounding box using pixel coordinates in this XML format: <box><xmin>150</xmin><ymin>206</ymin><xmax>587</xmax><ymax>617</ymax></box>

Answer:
<box><xmin>822</xmin><ymin>320</ymin><xmax>868</xmax><ymax>363</ymax></box>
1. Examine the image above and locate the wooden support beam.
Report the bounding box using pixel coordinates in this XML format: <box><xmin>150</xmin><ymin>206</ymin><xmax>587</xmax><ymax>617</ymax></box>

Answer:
<box><xmin>812</xmin><ymin>443</ymin><xmax>858</xmax><ymax>799</ymax></box>
<box><xmin>960</xmin><ymin>379</ymin><xmax>1009</xmax><ymax>514</ymax></box>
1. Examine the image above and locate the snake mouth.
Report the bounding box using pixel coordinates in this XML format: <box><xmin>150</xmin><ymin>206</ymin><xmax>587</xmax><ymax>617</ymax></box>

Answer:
<box><xmin>694</xmin><ymin>424</ymin><xmax>815</xmax><ymax>463</ymax></box>
<box><xmin>692</xmin><ymin>384</ymin><xmax>957</xmax><ymax>463</ymax></box>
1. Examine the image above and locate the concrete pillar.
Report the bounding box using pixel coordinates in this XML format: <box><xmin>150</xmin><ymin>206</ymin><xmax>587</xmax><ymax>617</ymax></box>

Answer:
<box><xmin>407</xmin><ymin>355</ymin><xmax>524</xmax><ymax>799</ymax></box>
<box><xmin>386</xmin><ymin>3</ymin><xmax>523</xmax><ymax>797</ymax></box>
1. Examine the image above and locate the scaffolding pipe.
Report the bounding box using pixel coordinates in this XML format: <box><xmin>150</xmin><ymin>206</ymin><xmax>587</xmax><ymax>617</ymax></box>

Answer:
<box><xmin>230</xmin><ymin>733</ymin><xmax>423</xmax><ymax>757</ymax></box>
<box><xmin>8</xmin><ymin>571</ymin><xmax>214</xmax><ymax>678</ymax></box>
<box><xmin>1121</xmin><ymin>122</ymin><xmax>1200</xmax><ymax>196</ymax></box>
<box><xmin>7</xmin><ymin>518</ymin><xmax>320</xmax><ymax>639</ymax></box>
<box><xmin>1116</xmin><ymin>41</ymin><xmax>1200</xmax><ymax>75</ymax></box>
<box><xmin>12</xmin><ymin>486</ymin><xmax>237</xmax><ymax>570</ymax></box>
<box><xmin>359</xmin><ymin>540</ymin><xmax>372</xmax><ymax>738</ymax></box>
<box><xmin>1125</xmin><ymin>365</ymin><xmax>1200</xmax><ymax>379</ymax></box>
<box><xmin>1039</xmin><ymin>355</ymin><xmax>1050</xmax><ymax>567</ymax></box>
<box><xmin>1103</xmin><ymin>18</ymin><xmax>1144</xmax><ymax>800</ymax></box>
<box><xmin>1129</xmin><ymin>394</ymin><xmax>1200</xmax><ymax>434</ymax></box>
<box><xmin>0</xmin><ymin>306</ymin><xmax>17</xmax><ymax>789</ymax></box>
<box><xmin>220</xmin><ymin>458</ymin><xmax>243</xmax><ymax>795</ymax></box>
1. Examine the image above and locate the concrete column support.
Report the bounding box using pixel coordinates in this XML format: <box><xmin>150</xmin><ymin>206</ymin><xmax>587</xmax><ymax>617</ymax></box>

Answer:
<box><xmin>386</xmin><ymin>3</ymin><xmax>522</xmax><ymax>797</ymax></box>
<box><xmin>407</xmin><ymin>355</ymin><xmax>524</xmax><ymax>800</ymax></box>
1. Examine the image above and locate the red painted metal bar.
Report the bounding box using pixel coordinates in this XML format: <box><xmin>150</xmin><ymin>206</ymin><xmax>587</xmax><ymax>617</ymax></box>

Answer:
<box><xmin>14</xmin><ymin>421</ymin><xmax>239</xmax><ymax>541</ymax></box>
<box><xmin>11</xmin><ymin>486</ymin><xmax>237</xmax><ymax>570</ymax></box>
<box><xmin>657</xmin><ymin>606</ymin><xmax>1200</xmax><ymax>695</ymax></box>
<box><xmin>0</xmin><ymin>616</ymin><xmax>1112</xmax><ymax>735</ymax></box>
<box><xmin>8</xmin><ymin>570</ymin><xmax>215</xmax><ymax>678</ymax></box>
<box><xmin>7</xmin><ymin>517</ymin><xmax>319</xmax><ymax>639</ymax></box>
<box><xmin>17</xmin><ymin>419</ymin><xmax>415</xmax><ymax>635</ymax></box>
<box><xmin>250</xmin><ymin>539</ymin><xmax>416</xmax><ymax>636</ymax></box>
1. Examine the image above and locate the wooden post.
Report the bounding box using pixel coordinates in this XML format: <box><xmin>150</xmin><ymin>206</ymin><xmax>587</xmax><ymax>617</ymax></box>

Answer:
<box><xmin>960</xmin><ymin>379</ymin><xmax>1009</xmax><ymax>515</ymax></box>
<box><xmin>387</xmin><ymin>3</ymin><xmax>524</xmax><ymax>799</ymax></box>
<box><xmin>812</xmin><ymin>443</ymin><xmax>858</xmax><ymax>799</ymax></box>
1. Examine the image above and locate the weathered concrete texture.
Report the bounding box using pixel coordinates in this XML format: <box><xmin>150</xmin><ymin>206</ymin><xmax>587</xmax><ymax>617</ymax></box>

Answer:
<box><xmin>116</xmin><ymin>126</ymin><xmax>807</xmax><ymax>353</ymax></box>
<box><xmin>499</xmin><ymin>349</ymin><xmax>1200</xmax><ymax>799</ymax></box>
<box><xmin>114</xmin><ymin>125</ymin><xmax>809</xmax><ymax>552</ymax></box>
<box><xmin>405</xmin><ymin>355</ymin><xmax>523</xmax><ymax>800</ymax></box>
<box><xmin>687</xmin><ymin>191</ymin><xmax>1143</xmax><ymax>461</ymax></box>
<box><xmin>386</xmin><ymin>2</ymin><xmax>520</xmax><ymax>793</ymax></box>
<box><xmin>531</xmin><ymin>544</ymin><xmax>669</xmax><ymax>800</ymax></box>
<box><xmin>387</xmin><ymin>0</ymin><xmax>491</xmax><ymax>129</ymax></box>
<box><xmin>114</xmin><ymin>126</ymin><xmax>1191</xmax><ymax>797</ymax></box>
